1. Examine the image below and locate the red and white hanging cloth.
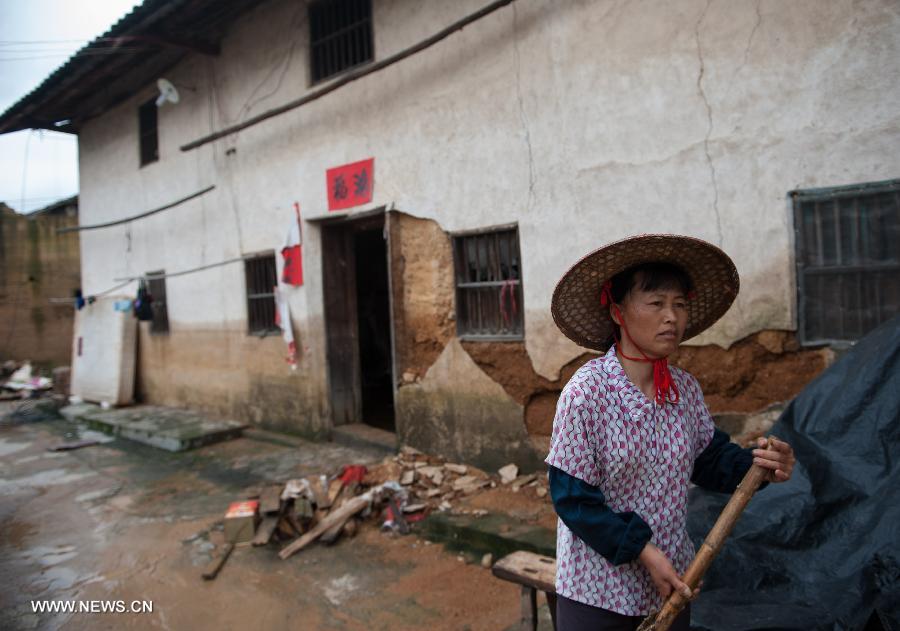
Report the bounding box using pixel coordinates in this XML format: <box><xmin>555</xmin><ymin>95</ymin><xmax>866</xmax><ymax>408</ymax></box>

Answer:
<box><xmin>281</xmin><ymin>203</ymin><xmax>303</xmax><ymax>286</ymax></box>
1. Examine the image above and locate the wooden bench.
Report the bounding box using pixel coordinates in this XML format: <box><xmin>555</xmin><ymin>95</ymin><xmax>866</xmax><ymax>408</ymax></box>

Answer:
<box><xmin>492</xmin><ymin>551</ymin><xmax>557</xmax><ymax>631</ymax></box>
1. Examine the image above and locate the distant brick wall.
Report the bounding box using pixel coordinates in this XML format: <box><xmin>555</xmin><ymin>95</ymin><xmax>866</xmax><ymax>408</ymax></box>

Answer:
<box><xmin>0</xmin><ymin>202</ymin><xmax>80</xmax><ymax>368</ymax></box>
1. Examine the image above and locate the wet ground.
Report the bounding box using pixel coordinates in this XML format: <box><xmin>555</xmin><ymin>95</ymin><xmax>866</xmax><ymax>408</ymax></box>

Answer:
<box><xmin>0</xmin><ymin>402</ymin><xmax>548</xmax><ymax>631</ymax></box>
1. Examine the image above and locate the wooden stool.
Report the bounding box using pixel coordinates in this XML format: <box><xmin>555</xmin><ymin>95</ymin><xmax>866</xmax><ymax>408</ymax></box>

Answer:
<box><xmin>491</xmin><ymin>551</ymin><xmax>558</xmax><ymax>631</ymax></box>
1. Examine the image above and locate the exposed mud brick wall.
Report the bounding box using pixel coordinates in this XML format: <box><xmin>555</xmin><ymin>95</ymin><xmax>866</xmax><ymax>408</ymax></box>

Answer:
<box><xmin>670</xmin><ymin>330</ymin><xmax>829</xmax><ymax>413</ymax></box>
<box><xmin>459</xmin><ymin>340</ymin><xmax>596</xmax><ymax>437</ymax></box>
<box><xmin>0</xmin><ymin>203</ymin><xmax>80</xmax><ymax>368</ymax></box>
<box><xmin>460</xmin><ymin>330</ymin><xmax>828</xmax><ymax>440</ymax></box>
<box><xmin>388</xmin><ymin>212</ymin><xmax>455</xmax><ymax>381</ymax></box>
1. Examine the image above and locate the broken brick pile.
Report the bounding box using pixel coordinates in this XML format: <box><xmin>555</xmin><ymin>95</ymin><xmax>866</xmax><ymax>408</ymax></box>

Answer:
<box><xmin>204</xmin><ymin>445</ymin><xmax>551</xmax><ymax>580</ymax></box>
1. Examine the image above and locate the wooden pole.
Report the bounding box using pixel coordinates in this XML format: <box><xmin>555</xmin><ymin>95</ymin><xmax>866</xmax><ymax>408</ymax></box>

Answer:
<box><xmin>637</xmin><ymin>438</ymin><xmax>772</xmax><ymax>631</ymax></box>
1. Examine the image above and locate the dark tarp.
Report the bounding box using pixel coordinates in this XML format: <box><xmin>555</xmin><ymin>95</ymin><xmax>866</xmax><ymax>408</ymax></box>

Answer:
<box><xmin>688</xmin><ymin>315</ymin><xmax>900</xmax><ymax>631</ymax></box>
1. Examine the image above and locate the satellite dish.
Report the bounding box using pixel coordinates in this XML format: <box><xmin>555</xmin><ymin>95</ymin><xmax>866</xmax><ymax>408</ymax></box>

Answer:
<box><xmin>155</xmin><ymin>78</ymin><xmax>180</xmax><ymax>107</ymax></box>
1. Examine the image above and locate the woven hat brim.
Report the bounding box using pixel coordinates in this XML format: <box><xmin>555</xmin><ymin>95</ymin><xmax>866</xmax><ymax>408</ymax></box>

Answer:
<box><xmin>551</xmin><ymin>234</ymin><xmax>739</xmax><ymax>351</ymax></box>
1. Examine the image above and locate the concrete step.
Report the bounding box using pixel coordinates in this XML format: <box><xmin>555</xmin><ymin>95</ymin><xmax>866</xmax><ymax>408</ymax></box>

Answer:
<box><xmin>330</xmin><ymin>423</ymin><xmax>397</xmax><ymax>456</ymax></box>
<box><xmin>59</xmin><ymin>404</ymin><xmax>246</xmax><ymax>452</ymax></box>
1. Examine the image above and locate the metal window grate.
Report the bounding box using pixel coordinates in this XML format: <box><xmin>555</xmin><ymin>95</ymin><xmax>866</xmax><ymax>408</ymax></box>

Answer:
<box><xmin>452</xmin><ymin>227</ymin><xmax>524</xmax><ymax>339</ymax></box>
<box><xmin>245</xmin><ymin>254</ymin><xmax>278</xmax><ymax>334</ymax></box>
<box><xmin>147</xmin><ymin>271</ymin><xmax>169</xmax><ymax>334</ymax></box>
<box><xmin>793</xmin><ymin>180</ymin><xmax>900</xmax><ymax>344</ymax></box>
<box><xmin>309</xmin><ymin>0</ymin><xmax>373</xmax><ymax>84</ymax></box>
<box><xmin>138</xmin><ymin>99</ymin><xmax>158</xmax><ymax>166</ymax></box>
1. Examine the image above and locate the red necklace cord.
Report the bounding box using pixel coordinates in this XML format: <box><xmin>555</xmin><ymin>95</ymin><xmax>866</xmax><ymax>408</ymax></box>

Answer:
<box><xmin>600</xmin><ymin>281</ymin><xmax>680</xmax><ymax>405</ymax></box>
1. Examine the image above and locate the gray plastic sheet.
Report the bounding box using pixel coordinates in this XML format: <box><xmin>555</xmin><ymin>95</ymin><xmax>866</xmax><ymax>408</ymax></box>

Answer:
<box><xmin>688</xmin><ymin>315</ymin><xmax>900</xmax><ymax>631</ymax></box>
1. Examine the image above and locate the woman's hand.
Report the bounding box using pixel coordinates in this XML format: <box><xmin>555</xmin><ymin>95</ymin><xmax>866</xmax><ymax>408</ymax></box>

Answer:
<box><xmin>753</xmin><ymin>436</ymin><xmax>796</xmax><ymax>483</ymax></box>
<box><xmin>639</xmin><ymin>543</ymin><xmax>694</xmax><ymax>601</ymax></box>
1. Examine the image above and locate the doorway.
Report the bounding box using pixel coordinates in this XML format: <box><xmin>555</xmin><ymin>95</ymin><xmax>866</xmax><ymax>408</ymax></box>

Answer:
<box><xmin>322</xmin><ymin>213</ymin><xmax>395</xmax><ymax>432</ymax></box>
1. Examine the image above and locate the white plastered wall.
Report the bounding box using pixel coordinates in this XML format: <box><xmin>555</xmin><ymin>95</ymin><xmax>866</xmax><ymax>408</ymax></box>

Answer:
<box><xmin>77</xmin><ymin>0</ymin><xmax>900</xmax><ymax>388</ymax></box>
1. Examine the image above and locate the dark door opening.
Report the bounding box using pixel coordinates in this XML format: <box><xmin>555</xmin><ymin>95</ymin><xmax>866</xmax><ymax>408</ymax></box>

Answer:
<box><xmin>354</xmin><ymin>228</ymin><xmax>394</xmax><ymax>431</ymax></box>
<box><xmin>322</xmin><ymin>214</ymin><xmax>395</xmax><ymax>433</ymax></box>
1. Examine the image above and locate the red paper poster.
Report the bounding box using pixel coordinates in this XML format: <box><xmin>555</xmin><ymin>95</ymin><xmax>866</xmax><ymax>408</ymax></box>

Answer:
<box><xmin>327</xmin><ymin>158</ymin><xmax>374</xmax><ymax>211</ymax></box>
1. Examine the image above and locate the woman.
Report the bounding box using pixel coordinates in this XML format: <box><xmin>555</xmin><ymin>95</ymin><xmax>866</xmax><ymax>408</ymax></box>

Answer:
<box><xmin>545</xmin><ymin>234</ymin><xmax>795</xmax><ymax>630</ymax></box>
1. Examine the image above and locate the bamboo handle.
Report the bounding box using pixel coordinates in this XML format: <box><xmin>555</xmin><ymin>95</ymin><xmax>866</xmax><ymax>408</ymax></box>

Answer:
<box><xmin>638</xmin><ymin>438</ymin><xmax>772</xmax><ymax>631</ymax></box>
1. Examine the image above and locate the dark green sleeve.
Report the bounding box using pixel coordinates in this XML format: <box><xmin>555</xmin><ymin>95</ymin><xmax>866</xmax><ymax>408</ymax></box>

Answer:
<box><xmin>548</xmin><ymin>465</ymin><xmax>652</xmax><ymax>565</ymax></box>
<box><xmin>691</xmin><ymin>428</ymin><xmax>766</xmax><ymax>493</ymax></box>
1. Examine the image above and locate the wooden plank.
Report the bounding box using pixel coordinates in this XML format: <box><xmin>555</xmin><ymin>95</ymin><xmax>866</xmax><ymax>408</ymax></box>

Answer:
<box><xmin>252</xmin><ymin>516</ymin><xmax>279</xmax><ymax>546</ymax></box>
<box><xmin>320</xmin><ymin>499</ymin><xmax>352</xmax><ymax>545</ymax></box>
<box><xmin>491</xmin><ymin>551</ymin><xmax>557</xmax><ymax>594</ymax></box>
<box><xmin>259</xmin><ymin>485</ymin><xmax>282</xmax><ymax>515</ymax></box>
<box><xmin>201</xmin><ymin>543</ymin><xmax>234</xmax><ymax>580</ymax></box>
<box><xmin>326</xmin><ymin>478</ymin><xmax>345</xmax><ymax>507</ymax></box>
<box><xmin>309</xmin><ymin>476</ymin><xmax>330</xmax><ymax>509</ymax></box>
<box><xmin>279</xmin><ymin>495</ymin><xmax>369</xmax><ymax>560</ymax></box>
<box><xmin>47</xmin><ymin>439</ymin><xmax>99</xmax><ymax>452</ymax></box>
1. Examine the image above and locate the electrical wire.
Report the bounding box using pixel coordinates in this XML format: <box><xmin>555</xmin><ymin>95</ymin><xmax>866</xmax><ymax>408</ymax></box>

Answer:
<box><xmin>113</xmin><ymin>255</ymin><xmax>246</xmax><ymax>282</ymax></box>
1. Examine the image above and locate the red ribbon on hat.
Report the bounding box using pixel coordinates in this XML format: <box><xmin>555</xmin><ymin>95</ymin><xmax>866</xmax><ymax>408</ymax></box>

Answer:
<box><xmin>601</xmin><ymin>280</ymin><xmax>680</xmax><ymax>405</ymax></box>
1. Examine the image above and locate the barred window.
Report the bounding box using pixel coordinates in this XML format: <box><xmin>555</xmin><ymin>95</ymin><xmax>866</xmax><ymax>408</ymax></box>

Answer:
<box><xmin>146</xmin><ymin>271</ymin><xmax>169</xmax><ymax>334</ymax></box>
<box><xmin>452</xmin><ymin>226</ymin><xmax>524</xmax><ymax>339</ymax></box>
<box><xmin>138</xmin><ymin>99</ymin><xmax>158</xmax><ymax>166</ymax></box>
<box><xmin>793</xmin><ymin>179</ymin><xmax>900</xmax><ymax>344</ymax></box>
<box><xmin>309</xmin><ymin>0</ymin><xmax>373</xmax><ymax>84</ymax></box>
<box><xmin>245</xmin><ymin>254</ymin><xmax>278</xmax><ymax>335</ymax></box>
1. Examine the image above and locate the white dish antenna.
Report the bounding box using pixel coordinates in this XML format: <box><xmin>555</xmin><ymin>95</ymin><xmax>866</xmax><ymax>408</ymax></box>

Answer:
<box><xmin>156</xmin><ymin>78</ymin><xmax>180</xmax><ymax>107</ymax></box>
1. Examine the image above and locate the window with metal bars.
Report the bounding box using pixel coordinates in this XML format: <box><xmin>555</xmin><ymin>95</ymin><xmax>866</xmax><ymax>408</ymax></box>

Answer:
<box><xmin>452</xmin><ymin>226</ymin><xmax>524</xmax><ymax>339</ymax></box>
<box><xmin>138</xmin><ymin>99</ymin><xmax>158</xmax><ymax>166</ymax></box>
<box><xmin>308</xmin><ymin>0</ymin><xmax>373</xmax><ymax>84</ymax></box>
<box><xmin>792</xmin><ymin>179</ymin><xmax>900</xmax><ymax>345</ymax></box>
<box><xmin>146</xmin><ymin>272</ymin><xmax>169</xmax><ymax>334</ymax></box>
<box><xmin>245</xmin><ymin>254</ymin><xmax>279</xmax><ymax>335</ymax></box>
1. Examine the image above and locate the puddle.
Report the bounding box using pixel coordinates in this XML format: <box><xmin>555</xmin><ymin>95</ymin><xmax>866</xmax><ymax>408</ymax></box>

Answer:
<box><xmin>0</xmin><ymin>438</ymin><xmax>29</xmax><ymax>457</ymax></box>
<box><xmin>0</xmin><ymin>469</ymin><xmax>96</xmax><ymax>495</ymax></box>
<box><xmin>32</xmin><ymin>566</ymin><xmax>79</xmax><ymax>592</ymax></box>
<box><xmin>19</xmin><ymin>545</ymin><xmax>78</xmax><ymax>567</ymax></box>
<box><xmin>75</xmin><ymin>486</ymin><xmax>121</xmax><ymax>503</ymax></box>
<box><xmin>30</xmin><ymin>567</ymin><xmax>105</xmax><ymax>595</ymax></box>
<box><xmin>76</xmin><ymin>428</ymin><xmax>115</xmax><ymax>444</ymax></box>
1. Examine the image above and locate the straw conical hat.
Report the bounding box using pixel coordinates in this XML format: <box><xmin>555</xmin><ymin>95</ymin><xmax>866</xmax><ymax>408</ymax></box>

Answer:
<box><xmin>551</xmin><ymin>234</ymin><xmax>739</xmax><ymax>351</ymax></box>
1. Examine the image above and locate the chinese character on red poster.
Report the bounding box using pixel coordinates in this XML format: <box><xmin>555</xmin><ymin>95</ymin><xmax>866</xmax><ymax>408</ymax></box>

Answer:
<box><xmin>326</xmin><ymin>158</ymin><xmax>374</xmax><ymax>211</ymax></box>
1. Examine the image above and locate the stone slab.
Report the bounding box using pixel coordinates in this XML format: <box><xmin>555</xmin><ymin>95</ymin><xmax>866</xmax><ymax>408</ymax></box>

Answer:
<box><xmin>60</xmin><ymin>404</ymin><xmax>246</xmax><ymax>452</ymax></box>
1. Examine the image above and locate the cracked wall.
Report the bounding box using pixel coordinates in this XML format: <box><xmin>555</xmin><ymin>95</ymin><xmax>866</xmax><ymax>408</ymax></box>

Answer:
<box><xmin>72</xmin><ymin>0</ymin><xmax>899</xmax><ymax>464</ymax></box>
<box><xmin>389</xmin><ymin>208</ymin><xmax>824</xmax><ymax>466</ymax></box>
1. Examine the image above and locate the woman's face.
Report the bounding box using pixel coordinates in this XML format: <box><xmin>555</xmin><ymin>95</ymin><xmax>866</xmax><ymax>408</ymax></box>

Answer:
<box><xmin>612</xmin><ymin>276</ymin><xmax>689</xmax><ymax>359</ymax></box>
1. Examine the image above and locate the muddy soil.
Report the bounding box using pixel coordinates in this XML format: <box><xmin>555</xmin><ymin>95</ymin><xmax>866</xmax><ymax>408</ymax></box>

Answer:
<box><xmin>0</xmin><ymin>403</ymin><xmax>546</xmax><ymax>631</ymax></box>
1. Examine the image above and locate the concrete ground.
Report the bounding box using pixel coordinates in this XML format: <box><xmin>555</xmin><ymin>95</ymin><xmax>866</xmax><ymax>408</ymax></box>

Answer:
<box><xmin>0</xmin><ymin>401</ymin><xmax>553</xmax><ymax>631</ymax></box>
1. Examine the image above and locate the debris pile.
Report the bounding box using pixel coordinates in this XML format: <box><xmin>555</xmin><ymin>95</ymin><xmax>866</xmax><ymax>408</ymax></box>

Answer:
<box><xmin>1</xmin><ymin>361</ymin><xmax>53</xmax><ymax>398</ymax></box>
<box><xmin>202</xmin><ymin>446</ymin><xmax>551</xmax><ymax>579</ymax></box>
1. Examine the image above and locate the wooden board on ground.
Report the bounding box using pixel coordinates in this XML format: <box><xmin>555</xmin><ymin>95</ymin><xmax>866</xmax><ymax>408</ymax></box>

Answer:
<box><xmin>202</xmin><ymin>543</ymin><xmax>234</xmax><ymax>580</ymax></box>
<box><xmin>252</xmin><ymin>516</ymin><xmax>279</xmax><ymax>546</ymax></box>
<box><xmin>280</xmin><ymin>495</ymin><xmax>369</xmax><ymax>560</ymax></box>
<box><xmin>326</xmin><ymin>478</ymin><xmax>344</xmax><ymax>506</ymax></box>
<box><xmin>259</xmin><ymin>485</ymin><xmax>282</xmax><ymax>515</ymax></box>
